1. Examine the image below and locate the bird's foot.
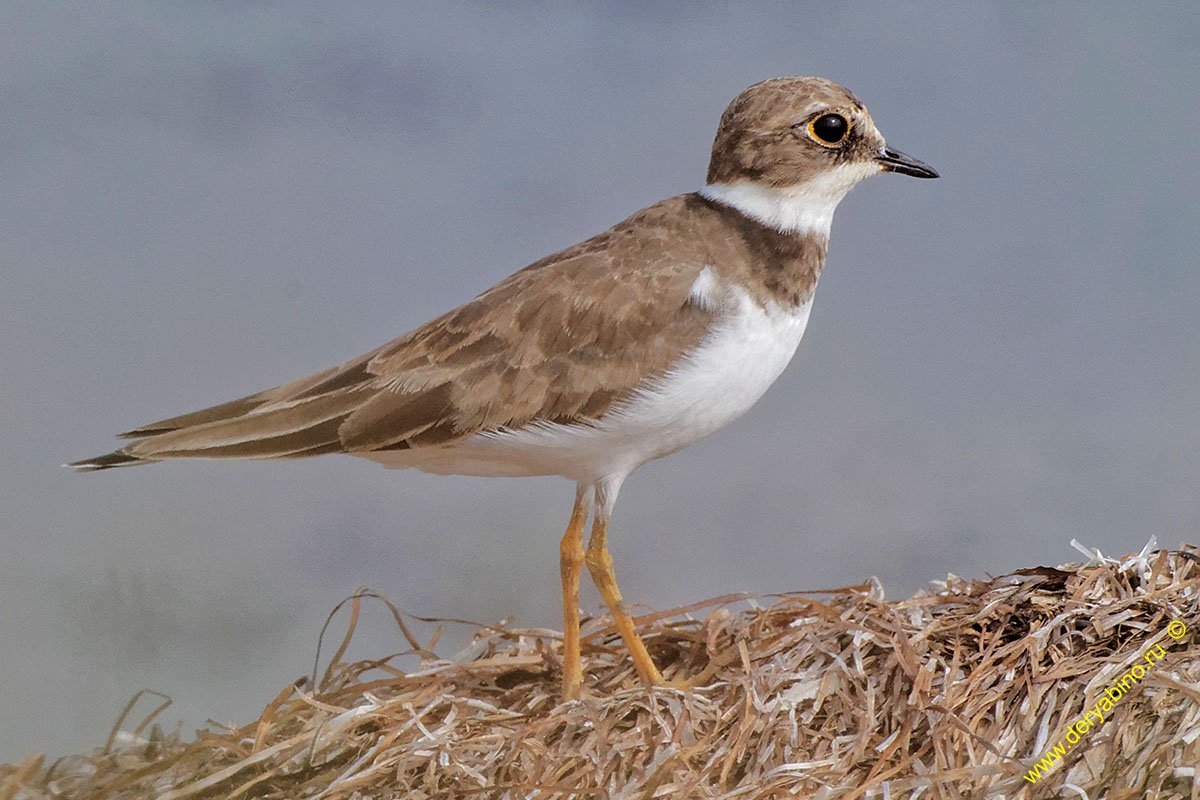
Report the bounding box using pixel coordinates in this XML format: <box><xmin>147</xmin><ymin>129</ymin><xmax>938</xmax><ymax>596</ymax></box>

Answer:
<box><xmin>651</xmin><ymin>661</ymin><xmax>720</xmax><ymax>692</ymax></box>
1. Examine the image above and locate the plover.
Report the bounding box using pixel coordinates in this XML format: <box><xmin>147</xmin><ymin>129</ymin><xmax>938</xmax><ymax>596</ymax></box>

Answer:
<box><xmin>72</xmin><ymin>77</ymin><xmax>937</xmax><ymax>699</ymax></box>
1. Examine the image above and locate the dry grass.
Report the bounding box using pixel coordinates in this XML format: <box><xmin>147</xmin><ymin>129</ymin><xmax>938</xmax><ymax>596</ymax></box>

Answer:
<box><xmin>3</xmin><ymin>540</ymin><xmax>1200</xmax><ymax>799</ymax></box>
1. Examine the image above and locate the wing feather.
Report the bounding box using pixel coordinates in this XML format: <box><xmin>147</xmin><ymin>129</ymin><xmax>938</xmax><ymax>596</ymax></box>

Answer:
<box><xmin>70</xmin><ymin>195</ymin><xmax>718</xmax><ymax>471</ymax></box>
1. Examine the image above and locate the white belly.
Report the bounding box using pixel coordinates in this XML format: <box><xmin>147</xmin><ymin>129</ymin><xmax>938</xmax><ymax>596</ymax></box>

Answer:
<box><xmin>362</xmin><ymin>283</ymin><xmax>814</xmax><ymax>483</ymax></box>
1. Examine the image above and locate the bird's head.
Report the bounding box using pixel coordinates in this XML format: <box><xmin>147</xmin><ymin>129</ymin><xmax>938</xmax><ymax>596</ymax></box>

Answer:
<box><xmin>704</xmin><ymin>77</ymin><xmax>937</xmax><ymax>235</ymax></box>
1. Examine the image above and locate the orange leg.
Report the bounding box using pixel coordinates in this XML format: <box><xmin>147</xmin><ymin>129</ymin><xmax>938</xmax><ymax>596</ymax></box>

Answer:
<box><xmin>584</xmin><ymin>514</ymin><xmax>663</xmax><ymax>686</ymax></box>
<box><xmin>558</xmin><ymin>487</ymin><xmax>591</xmax><ymax>700</ymax></box>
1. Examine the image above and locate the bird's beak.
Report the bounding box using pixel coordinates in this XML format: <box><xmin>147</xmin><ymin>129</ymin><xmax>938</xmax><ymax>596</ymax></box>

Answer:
<box><xmin>875</xmin><ymin>147</ymin><xmax>939</xmax><ymax>179</ymax></box>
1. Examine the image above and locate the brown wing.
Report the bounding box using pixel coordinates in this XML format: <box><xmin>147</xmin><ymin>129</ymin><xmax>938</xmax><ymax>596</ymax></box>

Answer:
<box><xmin>69</xmin><ymin>196</ymin><xmax>716</xmax><ymax>470</ymax></box>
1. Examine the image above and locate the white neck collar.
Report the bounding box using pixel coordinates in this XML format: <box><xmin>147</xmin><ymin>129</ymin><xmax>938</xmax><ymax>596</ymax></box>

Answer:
<box><xmin>700</xmin><ymin>171</ymin><xmax>869</xmax><ymax>238</ymax></box>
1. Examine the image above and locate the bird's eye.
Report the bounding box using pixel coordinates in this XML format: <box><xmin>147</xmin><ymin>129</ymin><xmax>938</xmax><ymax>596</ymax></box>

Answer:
<box><xmin>808</xmin><ymin>113</ymin><xmax>849</xmax><ymax>146</ymax></box>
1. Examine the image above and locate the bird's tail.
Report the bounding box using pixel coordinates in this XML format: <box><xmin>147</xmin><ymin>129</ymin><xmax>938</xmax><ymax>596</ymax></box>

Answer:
<box><xmin>67</xmin><ymin>353</ymin><xmax>383</xmax><ymax>471</ymax></box>
<box><xmin>67</xmin><ymin>451</ymin><xmax>148</xmax><ymax>471</ymax></box>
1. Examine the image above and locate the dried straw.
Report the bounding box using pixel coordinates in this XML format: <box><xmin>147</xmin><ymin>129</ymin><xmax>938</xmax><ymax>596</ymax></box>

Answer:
<box><xmin>4</xmin><ymin>540</ymin><xmax>1199</xmax><ymax>799</ymax></box>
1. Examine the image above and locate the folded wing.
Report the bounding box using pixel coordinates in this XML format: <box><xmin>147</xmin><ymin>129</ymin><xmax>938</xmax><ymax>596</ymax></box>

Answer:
<box><xmin>70</xmin><ymin>199</ymin><xmax>716</xmax><ymax>471</ymax></box>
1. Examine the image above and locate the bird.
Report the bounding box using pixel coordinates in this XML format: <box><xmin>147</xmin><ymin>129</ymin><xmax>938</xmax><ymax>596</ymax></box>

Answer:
<box><xmin>71</xmin><ymin>77</ymin><xmax>937</xmax><ymax>700</ymax></box>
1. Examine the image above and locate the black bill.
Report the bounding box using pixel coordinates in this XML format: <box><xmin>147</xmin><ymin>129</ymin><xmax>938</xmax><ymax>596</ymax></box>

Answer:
<box><xmin>875</xmin><ymin>147</ymin><xmax>939</xmax><ymax>179</ymax></box>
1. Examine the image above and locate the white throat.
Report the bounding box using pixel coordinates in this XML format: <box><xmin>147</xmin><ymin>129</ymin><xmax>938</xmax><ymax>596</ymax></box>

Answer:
<box><xmin>701</xmin><ymin>164</ymin><xmax>877</xmax><ymax>237</ymax></box>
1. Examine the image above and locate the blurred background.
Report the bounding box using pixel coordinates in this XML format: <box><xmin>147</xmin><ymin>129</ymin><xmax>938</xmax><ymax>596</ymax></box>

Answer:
<box><xmin>3</xmin><ymin>2</ymin><xmax>1198</xmax><ymax>763</ymax></box>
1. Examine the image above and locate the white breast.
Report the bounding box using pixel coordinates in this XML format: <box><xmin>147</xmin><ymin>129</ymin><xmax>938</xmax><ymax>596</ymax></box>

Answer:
<box><xmin>363</xmin><ymin>270</ymin><xmax>814</xmax><ymax>483</ymax></box>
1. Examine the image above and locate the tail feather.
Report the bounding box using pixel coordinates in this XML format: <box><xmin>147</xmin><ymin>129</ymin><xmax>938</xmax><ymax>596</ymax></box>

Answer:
<box><xmin>122</xmin><ymin>390</ymin><xmax>367</xmax><ymax>458</ymax></box>
<box><xmin>70</xmin><ymin>405</ymin><xmax>357</xmax><ymax>471</ymax></box>
<box><xmin>116</xmin><ymin>393</ymin><xmax>268</xmax><ymax>438</ymax></box>
<box><xmin>67</xmin><ymin>451</ymin><xmax>149</xmax><ymax>472</ymax></box>
<box><xmin>130</xmin><ymin>414</ymin><xmax>351</xmax><ymax>461</ymax></box>
<box><xmin>68</xmin><ymin>341</ymin><xmax>445</xmax><ymax>472</ymax></box>
<box><xmin>115</xmin><ymin>361</ymin><xmax>358</xmax><ymax>438</ymax></box>
<box><xmin>70</xmin><ymin>357</ymin><xmax>383</xmax><ymax>470</ymax></box>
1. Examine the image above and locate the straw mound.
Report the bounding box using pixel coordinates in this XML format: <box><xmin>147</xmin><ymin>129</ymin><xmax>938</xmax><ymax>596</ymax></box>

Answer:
<box><xmin>4</xmin><ymin>542</ymin><xmax>1199</xmax><ymax>800</ymax></box>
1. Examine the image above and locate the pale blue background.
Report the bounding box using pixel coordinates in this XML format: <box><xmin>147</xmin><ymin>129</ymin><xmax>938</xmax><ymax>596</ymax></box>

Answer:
<box><xmin>3</xmin><ymin>2</ymin><xmax>1198</xmax><ymax>762</ymax></box>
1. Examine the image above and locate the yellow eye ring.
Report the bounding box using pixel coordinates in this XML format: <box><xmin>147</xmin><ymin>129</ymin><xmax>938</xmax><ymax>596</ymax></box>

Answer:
<box><xmin>808</xmin><ymin>113</ymin><xmax>849</xmax><ymax>146</ymax></box>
